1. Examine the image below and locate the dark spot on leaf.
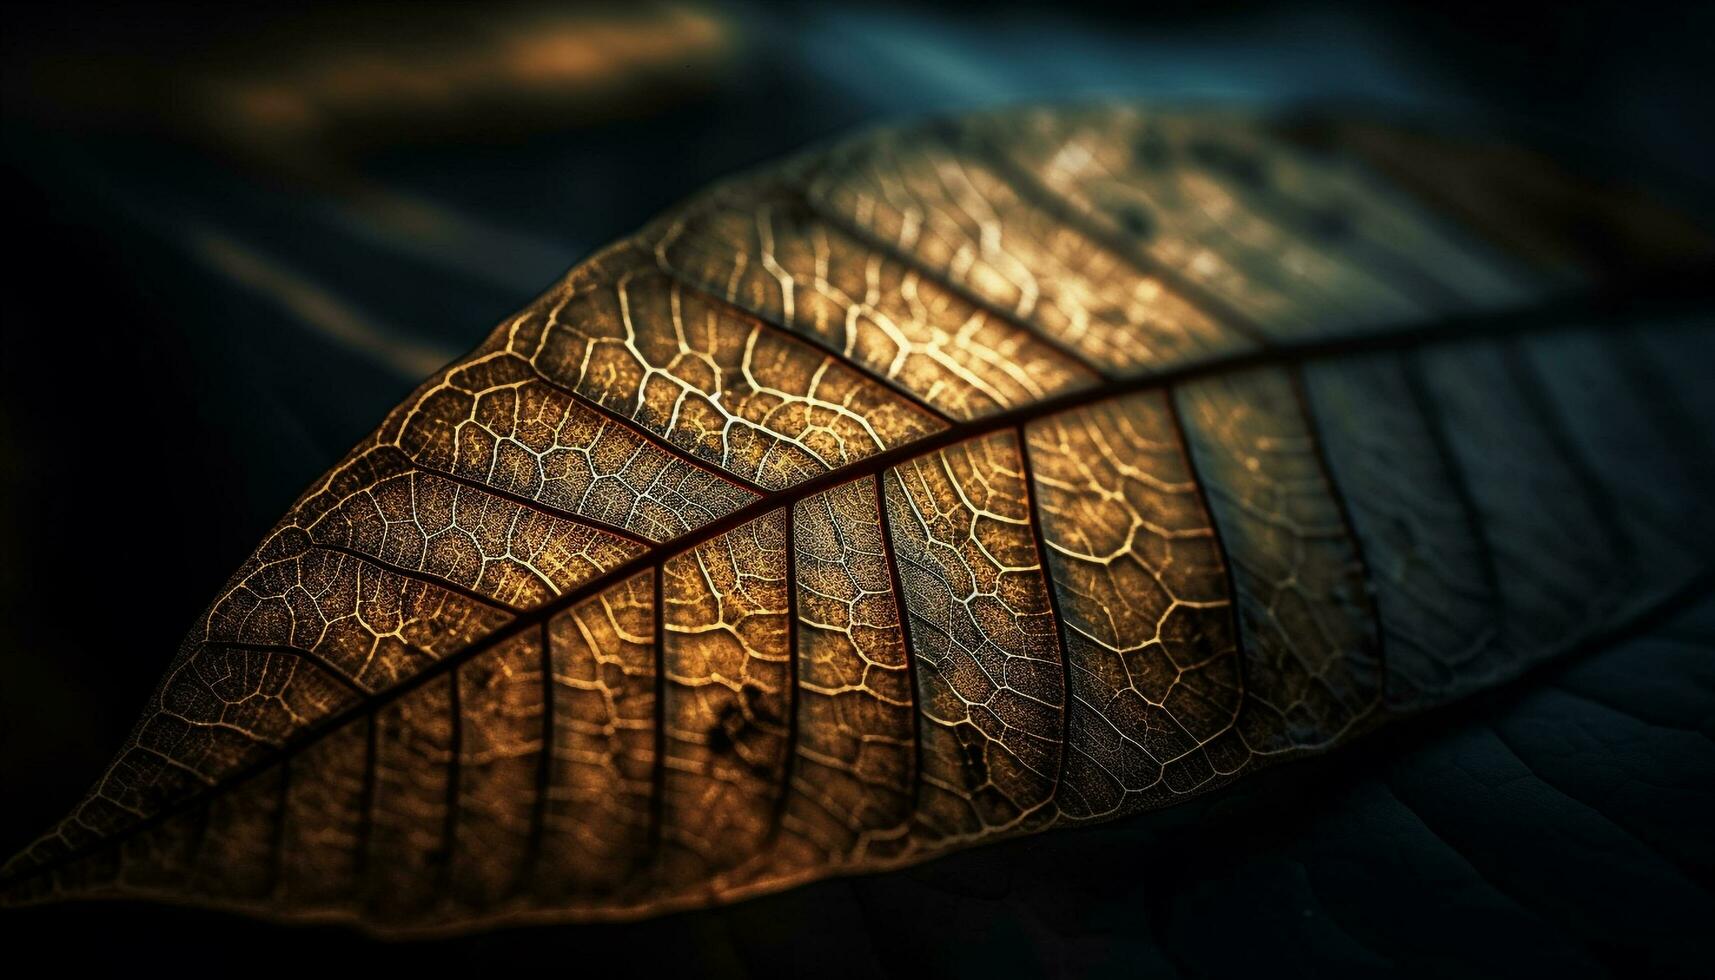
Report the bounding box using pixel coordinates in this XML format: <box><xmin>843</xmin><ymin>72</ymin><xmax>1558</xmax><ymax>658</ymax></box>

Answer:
<box><xmin>742</xmin><ymin>681</ymin><xmax>782</xmax><ymax>728</ymax></box>
<box><xmin>710</xmin><ymin>700</ymin><xmax>743</xmax><ymax>754</ymax></box>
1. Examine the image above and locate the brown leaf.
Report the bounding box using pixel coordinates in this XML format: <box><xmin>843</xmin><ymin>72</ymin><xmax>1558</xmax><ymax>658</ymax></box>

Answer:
<box><xmin>4</xmin><ymin>104</ymin><xmax>1712</xmax><ymax>934</ymax></box>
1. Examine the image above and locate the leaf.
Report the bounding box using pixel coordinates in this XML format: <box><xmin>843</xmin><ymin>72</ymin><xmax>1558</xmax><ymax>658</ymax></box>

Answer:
<box><xmin>3</xmin><ymin>104</ymin><xmax>1711</xmax><ymax>935</ymax></box>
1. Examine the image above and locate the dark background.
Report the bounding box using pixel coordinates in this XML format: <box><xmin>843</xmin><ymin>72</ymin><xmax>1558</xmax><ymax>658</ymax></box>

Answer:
<box><xmin>2</xmin><ymin>1</ymin><xmax>1712</xmax><ymax>975</ymax></box>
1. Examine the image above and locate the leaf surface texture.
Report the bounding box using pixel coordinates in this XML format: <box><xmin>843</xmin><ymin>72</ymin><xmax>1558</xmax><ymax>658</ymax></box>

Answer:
<box><xmin>4</xmin><ymin>104</ymin><xmax>1711</xmax><ymax>933</ymax></box>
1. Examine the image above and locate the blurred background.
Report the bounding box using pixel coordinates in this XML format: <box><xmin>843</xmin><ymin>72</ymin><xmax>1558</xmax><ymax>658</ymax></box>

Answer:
<box><xmin>3</xmin><ymin>0</ymin><xmax>1712</xmax><ymax>969</ymax></box>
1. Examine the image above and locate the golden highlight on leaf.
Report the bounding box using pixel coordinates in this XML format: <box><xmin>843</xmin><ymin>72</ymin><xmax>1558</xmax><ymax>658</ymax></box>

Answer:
<box><xmin>3</xmin><ymin>104</ymin><xmax>1712</xmax><ymax>934</ymax></box>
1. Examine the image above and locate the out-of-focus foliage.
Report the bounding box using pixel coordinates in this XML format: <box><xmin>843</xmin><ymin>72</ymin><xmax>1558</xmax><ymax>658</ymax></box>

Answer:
<box><xmin>6</xmin><ymin>3</ymin><xmax>737</xmax><ymax>175</ymax></box>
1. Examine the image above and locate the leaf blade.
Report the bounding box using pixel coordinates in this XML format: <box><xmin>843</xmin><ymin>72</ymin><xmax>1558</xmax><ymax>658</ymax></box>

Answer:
<box><xmin>6</xmin><ymin>104</ymin><xmax>1712</xmax><ymax>934</ymax></box>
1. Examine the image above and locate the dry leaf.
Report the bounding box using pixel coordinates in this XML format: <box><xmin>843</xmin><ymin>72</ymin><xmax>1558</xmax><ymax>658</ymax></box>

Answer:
<box><xmin>4</xmin><ymin>104</ymin><xmax>1711</xmax><ymax>934</ymax></box>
